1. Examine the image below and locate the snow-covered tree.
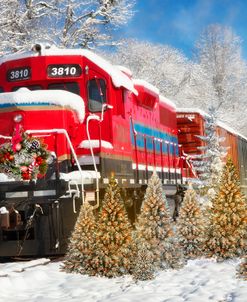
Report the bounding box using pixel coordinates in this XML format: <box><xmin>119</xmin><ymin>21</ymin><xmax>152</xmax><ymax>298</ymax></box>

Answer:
<box><xmin>192</xmin><ymin>106</ymin><xmax>227</xmax><ymax>197</ymax></box>
<box><xmin>206</xmin><ymin>158</ymin><xmax>247</xmax><ymax>260</ymax></box>
<box><xmin>162</xmin><ymin>236</ymin><xmax>185</xmax><ymax>269</ymax></box>
<box><xmin>62</xmin><ymin>202</ymin><xmax>96</xmax><ymax>275</ymax></box>
<box><xmin>90</xmin><ymin>177</ymin><xmax>133</xmax><ymax>277</ymax></box>
<box><xmin>188</xmin><ymin>24</ymin><xmax>247</xmax><ymax>135</ymax></box>
<box><xmin>132</xmin><ymin>239</ymin><xmax>155</xmax><ymax>281</ymax></box>
<box><xmin>176</xmin><ymin>186</ymin><xmax>206</xmax><ymax>260</ymax></box>
<box><xmin>133</xmin><ymin>172</ymin><xmax>176</xmax><ymax>270</ymax></box>
<box><xmin>0</xmin><ymin>0</ymin><xmax>135</xmax><ymax>53</ymax></box>
<box><xmin>104</xmin><ymin>39</ymin><xmax>191</xmax><ymax>98</ymax></box>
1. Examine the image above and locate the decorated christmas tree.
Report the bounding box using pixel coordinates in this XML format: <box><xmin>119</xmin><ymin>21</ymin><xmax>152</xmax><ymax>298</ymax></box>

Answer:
<box><xmin>176</xmin><ymin>185</ymin><xmax>206</xmax><ymax>260</ymax></box>
<box><xmin>90</xmin><ymin>177</ymin><xmax>133</xmax><ymax>277</ymax></box>
<box><xmin>62</xmin><ymin>202</ymin><xmax>96</xmax><ymax>275</ymax></box>
<box><xmin>237</xmin><ymin>255</ymin><xmax>247</xmax><ymax>280</ymax></box>
<box><xmin>206</xmin><ymin>158</ymin><xmax>247</xmax><ymax>260</ymax></box>
<box><xmin>134</xmin><ymin>172</ymin><xmax>175</xmax><ymax>270</ymax></box>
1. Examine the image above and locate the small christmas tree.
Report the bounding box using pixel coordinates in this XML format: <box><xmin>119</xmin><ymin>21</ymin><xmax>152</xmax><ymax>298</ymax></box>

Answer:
<box><xmin>237</xmin><ymin>255</ymin><xmax>247</xmax><ymax>280</ymax></box>
<box><xmin>134</xmin><ymin>172</ymin><xmax>174</xmax><ymax>270</ymax></box>
<box><xmin>132</xmin><ymin>239</ymin><xmax>155</xmax><ymax>281</ymax></box>
<box><xmin>90</xmin><ymin>177</ymin><xmax>133</xmax><ymax>277</ymax></box>
<box><xmin>162</xmin><ymin>236</ymin><xmax>185</xmax><ymax>269</ymax></box>
<box><xmin>206</xmin><ymin>158</ymin><xmax>247</xmax><ymax>260</ymax></box>
<box><xmin>62</xmin><ymin>202</ymin><xmax>96</xmax><ymax>275</ymax></box>
<box><xmin>176</xmin><ymin>185</ymin><xmax>206</xmax><ymax>260</ymax></box>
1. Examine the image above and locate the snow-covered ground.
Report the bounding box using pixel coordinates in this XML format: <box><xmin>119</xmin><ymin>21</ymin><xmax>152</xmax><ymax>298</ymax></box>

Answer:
<box><xmin>0</xmin><ymin>258</ymin><xmax>246</xmax><ymax>302</ymax></box>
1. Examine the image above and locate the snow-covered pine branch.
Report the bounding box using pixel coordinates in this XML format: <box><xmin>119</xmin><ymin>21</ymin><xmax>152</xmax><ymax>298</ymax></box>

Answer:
<box><xmin>0</xmin><ymin>0</ymin><xmax>135</xmax><ymax>53</ymax></box>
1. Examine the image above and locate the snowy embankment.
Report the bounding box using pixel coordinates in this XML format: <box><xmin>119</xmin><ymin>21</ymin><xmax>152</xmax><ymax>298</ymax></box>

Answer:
<box><xmin>0</xmin><ymin>258</ymin><xmax>246</xmax><ymax>302</ymax></box>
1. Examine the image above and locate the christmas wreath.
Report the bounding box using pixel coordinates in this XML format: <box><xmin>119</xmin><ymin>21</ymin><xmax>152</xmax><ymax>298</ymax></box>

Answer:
<box><xmin>0</xmin><ymin>125</ymin><xmax>52</xmax><ymax>181</ymax></box>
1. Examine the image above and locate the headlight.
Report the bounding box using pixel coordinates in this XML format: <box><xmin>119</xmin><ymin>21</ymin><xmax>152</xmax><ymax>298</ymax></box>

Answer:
<box><xmin>13</xmin><ymin>114</ymin><xmax>23</xmax><ymax>123</ymax></box>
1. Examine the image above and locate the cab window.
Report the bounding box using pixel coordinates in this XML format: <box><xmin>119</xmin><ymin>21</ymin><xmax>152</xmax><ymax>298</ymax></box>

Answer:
<box><xmin>88</xmin><ymin>78</ymin><xmax>107</xmax><ymax>112</ymax></box>
<box><xmin>48</xmin><ymin>82</ymin><xmax>80</xmax><ymax>95</ymax></box>
<box><xmin>0</xmin><ymin>87</ymin><xmax>3</xmax><ymax>93</ymax></box>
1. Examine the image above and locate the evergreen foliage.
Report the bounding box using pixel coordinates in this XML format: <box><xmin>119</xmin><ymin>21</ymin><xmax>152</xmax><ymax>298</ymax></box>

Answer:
<box><xmin>90</xmin><ymin>177</ymin><xmax>133</xmax><ymax>277</ymax></box>
<box><xmin>176</xmin><ymin>186</ymin><xmax>206</xmax><ymax>260</ymax></box>
<box><xmin>192</xmin><ymin>106</ymin><xmax>226</xmax><ymax>197</ymax></box>
<box><xmin>162</xmin><ymin>236</ymin><xmax>185</xmax><ymax>269</ymax></box>
<box><xmin>0</xmin><ymin>0</ymin><xmax>135</xmax><ymax>53</ymax></box>
<box><xmin>62</xmin><ymin>202</ymin><xmax>96</xmax><ymax>274</ymax></box>
<box><xmin>132</xmin><ymin>239</ymin><xmax>155</xmax><ymax>281</ymax></box>
<box><xmin>206</xmin><ymin>158</ymin><xmax>247</xmax><ymax>260</ymax></box>
<box><xmin>134</xmin><ymin>172</ymin><xmax>174</xmax><ymax>270</ymax></box>
<box><xmin>237</xmin><ymin>255</ymin><xmax>247</xmax><ymax>280</ymax></box>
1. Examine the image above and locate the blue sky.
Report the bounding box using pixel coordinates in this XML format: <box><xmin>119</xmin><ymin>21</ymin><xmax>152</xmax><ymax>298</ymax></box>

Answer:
<box><xmin>118</xmin><ymin>0</ymin><xmax>247</xmax><ymax>58</ymax></box>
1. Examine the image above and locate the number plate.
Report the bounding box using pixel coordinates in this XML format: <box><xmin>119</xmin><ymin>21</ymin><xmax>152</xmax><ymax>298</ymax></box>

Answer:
<box><xmin>47</xmin><ymin>64</ymin><xmax>82</xmax><ymax>78</ymax></box>
<box><xmin>7</xmin><ymin>67</ymin><xmax>31</xmax><ymax>82</ymax></box>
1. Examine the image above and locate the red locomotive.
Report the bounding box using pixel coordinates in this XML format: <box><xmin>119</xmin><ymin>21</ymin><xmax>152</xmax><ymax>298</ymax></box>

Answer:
<box><xmin>0</xmin><ymin>44</ymin><xmax>188</xmax><ymax>257</ymax></box>
<box><xmin>0</xmin><ymin>44</ymin><xmax>246</xmax><ymax>258</ymax></box>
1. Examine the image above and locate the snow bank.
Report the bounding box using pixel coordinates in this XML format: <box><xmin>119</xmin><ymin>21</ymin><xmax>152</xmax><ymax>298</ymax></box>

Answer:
<box><xmin>0</xmin><ymin>88</ymin><xmax>85</xmax><ymax>123</ymax></box>
<box><xmin>0</xmin><ymin>258</ymin><xmax>246</xmax><ymax>302</ymax></box>
<box><xmin>0</xmin><ymin>45</ymin><xmax>138</xmax><ymax>95</ymax></box>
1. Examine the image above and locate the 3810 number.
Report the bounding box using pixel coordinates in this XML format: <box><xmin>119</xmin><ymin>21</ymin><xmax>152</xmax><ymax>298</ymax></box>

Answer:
<box><xmin>47</xmin><ymin>64</ymin><xmax>82</xmax><ymax>78</ymax></box>
<box><xmin>7</xmin><ymin>67</ymin><xmax>31</xmax><ymax>82</ymax></box>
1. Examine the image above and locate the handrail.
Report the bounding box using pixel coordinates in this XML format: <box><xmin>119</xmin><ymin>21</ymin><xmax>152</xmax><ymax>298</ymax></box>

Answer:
<box><xmin>26</xmin><ymin>128</ymin><xmax>85</xmax><ymax>204</ymax></box>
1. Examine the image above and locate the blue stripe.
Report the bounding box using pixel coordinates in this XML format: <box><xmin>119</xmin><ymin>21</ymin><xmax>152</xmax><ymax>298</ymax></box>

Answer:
<box><xmin>131</xmin><ymin>123</ymin><xmax>178</xmax><ymax>155</ymax></box>
<box><xmin>0</xmin><ymin>102</ymin><xmax>50</xmax><ymax>108</ymax></box>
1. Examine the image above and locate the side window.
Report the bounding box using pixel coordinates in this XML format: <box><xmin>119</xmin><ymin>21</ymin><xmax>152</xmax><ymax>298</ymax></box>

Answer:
<box><xmin>48</xmin><ymin>82</ymin><xmax>80</xmax><ymax>95</ymax></box>
<box><xmin>0</xmin><ymin>87</ymin><xmax>3</xmax><ymax>93</ymax></box>
<box><xmin>88</xmin><ymin>78</ymin><xmax>106</xmax><ymax>112</ymax></box>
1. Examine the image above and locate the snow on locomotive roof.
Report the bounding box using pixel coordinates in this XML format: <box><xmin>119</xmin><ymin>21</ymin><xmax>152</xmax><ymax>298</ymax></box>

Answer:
<box><xmin>133</xmin><ymin>79</ymin><xmax>159</xmax><ymax>95</ymax></box>
<box><xmin>0</xmin><ymin>88</ymin><xmax>85</xmax><ymax>123</ymax></box>
<box><xmin>177</xmin><ymin>107</ymin><xmax>247</xmax><ymax>141</ymax></box>
<box><xmin>115</xmin><ymin>65</ymin><xmax>133</xmax><ymax>78</ymax></box>
<box><xmin>0</xmin><ymin>45</ymin><xmax>138</xmax><ymax>95</ymax></box>
<box><xmin>159</xmin><ymin>95</ymin><xmax>176</xmax><ymax>109</ymax></box>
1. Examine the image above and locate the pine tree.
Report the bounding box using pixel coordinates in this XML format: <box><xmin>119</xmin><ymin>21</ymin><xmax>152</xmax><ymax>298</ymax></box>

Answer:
<box><xmin>90</xmin><ymin>177</ymin><xmax>133</xmax><ymax>277</ymax></box>
<box><xmin>237</xmin><ymin>255</ymin><xmax>247</xmax><ymax>280</ymax></box>
<box><xmin>62</xmin><ymin>202</ymin><xmax>96</xmax><ymax>275</ymax></box>
<box><xmin>206</xmin><ymin>158</ymin><xmax>247</xmax><ymax>260</ymax></box>
<box><xmin>132</xmin><ymin>239</ymin><xmax>155</xmax><ymax>281</ymax></box>
<box><xmin>192</xmin><ymin>106</ymin><xmax>226</xmax><ymax>198</ymax></box>
<box><xmin>176</xmin><ymin>186</ymin><xmax>206</xmax><ymax>260</ymax></box>
<box><xmin>162</xmin><ymin>236</ymin><xmax>185</xmax><ymax>269</ymax></box>
<box><xmin>134</xmin><ymin>172</ymin><xmax>174</xmax><ymax>270</ymax></box>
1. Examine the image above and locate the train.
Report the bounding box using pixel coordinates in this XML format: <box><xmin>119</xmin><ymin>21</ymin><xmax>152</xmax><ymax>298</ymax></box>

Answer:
<box><xmin>176</xmin><ymin>109</ymin><xmax>247</xmax><ymax>196</ymax></box>
<box><xmin>0</xmin><ymin>43</ymin><xmax>246</xmax><ymax>257</ymax></box>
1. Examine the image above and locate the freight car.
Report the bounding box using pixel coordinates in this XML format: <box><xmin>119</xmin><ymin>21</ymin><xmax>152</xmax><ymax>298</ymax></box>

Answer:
<box><xmin>176</xmin><ymin>108</ymin><xmax>247</xmax><ymax>195</ymax></box>
<box><xmin>0</xmin><ymin>44</ymin><xmax>190</xmax><ymax>257</ymax></box>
